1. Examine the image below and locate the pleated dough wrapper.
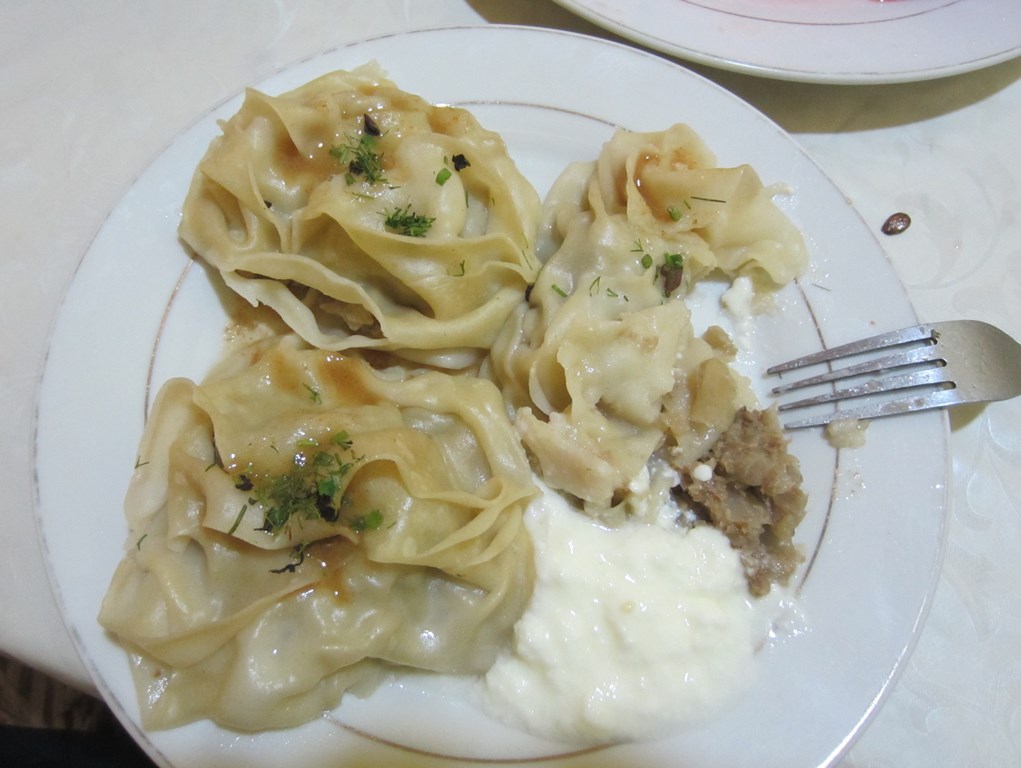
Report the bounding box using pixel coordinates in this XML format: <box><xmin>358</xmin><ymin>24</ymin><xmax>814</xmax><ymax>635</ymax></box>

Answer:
<box><xmin>99</xmin><ymin>335</ymin><xmax>536</xmax><ymax>730</ymax></box>
<box><xmin>180</xmin><ymin>64</ymin><xmax>540</xmax><ymax>369</ymax></box>
<box><xmin>490</xmin><ymin>125</ymin><xmax>807</xmax><ymax>518</ymax></box>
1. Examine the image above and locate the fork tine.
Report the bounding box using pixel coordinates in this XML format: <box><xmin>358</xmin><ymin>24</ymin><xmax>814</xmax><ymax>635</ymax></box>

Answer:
<box><xmin>781</xmin><ymin>388</ymin><xmax>961</xmax><ymax>429</ymax></box>
<box><xmin>771</xmin><ymin>343</ymin><xmax>944</xmax><ymax>394</ymax></box>
<box><xmin>771</xmin><ymin>319</ymin><xmax>1021</xmax><ymax>428</ymax></box>
<box><xmin>766</xmin><ymin>324</ymin><xmax>935</xmax><ymax>374</ymax></box>
<box><xmin>777</xmin><ymin>366</ymin><xmax>952</xmax><ymax>411</ymax></box>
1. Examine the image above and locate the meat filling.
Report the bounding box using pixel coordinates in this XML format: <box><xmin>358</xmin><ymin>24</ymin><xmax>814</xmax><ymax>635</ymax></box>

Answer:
<box><xmin>677</xmin><ymin>407</ymin><xmax>807</xmax><ymax>596</ymax></box>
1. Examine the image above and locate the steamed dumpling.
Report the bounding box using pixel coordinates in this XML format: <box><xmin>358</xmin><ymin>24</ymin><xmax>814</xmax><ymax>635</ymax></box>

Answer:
<box><xmin>99</xmin><ymin>334</ymin><xmax>536</xmax><ymax>730</ymax></box>
<box><xmin>180</xmin><ymin>64</ymin><xmax>541</xmax><ymax>369</ymax></box>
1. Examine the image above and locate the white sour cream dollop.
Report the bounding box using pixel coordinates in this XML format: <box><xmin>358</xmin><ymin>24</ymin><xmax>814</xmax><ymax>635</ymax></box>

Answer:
<box><xmin>481</xmin><ymin>487</ymin><xmax>759</xmax><ymax>744</ymax></box>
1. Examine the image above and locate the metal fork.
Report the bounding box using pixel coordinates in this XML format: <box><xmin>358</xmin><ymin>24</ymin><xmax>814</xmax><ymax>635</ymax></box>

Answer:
<box><xmin>766</xmin><ymin>320</ymin><xmax>1021</xmax><ymax>429</ymax></box>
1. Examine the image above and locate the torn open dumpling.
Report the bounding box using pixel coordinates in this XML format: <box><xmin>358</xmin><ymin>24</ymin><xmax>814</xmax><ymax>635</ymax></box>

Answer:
<box><xmin>180</xmin><ymin>64</ymin><xmax>540</xmax><ymax>369</ymax></box>
<box><xmin>99</xmin><ymin>334</ymin><xmax>536</xmax><ymax>731</ymax></box>
<box><xmin>489</xmin><ymin>124</ymin><xmax>807</xmax><ymax>592</ymax></box>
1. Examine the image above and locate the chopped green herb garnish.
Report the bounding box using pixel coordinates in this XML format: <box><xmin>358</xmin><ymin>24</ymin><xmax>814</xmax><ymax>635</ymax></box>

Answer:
<box><xmin>436</xmin><ymin>167</ymin><xmax>453</xmax><ymax>185</ymax></box>
<box><xmin>269</xmin><ymin>543</ymin><xmax>314</xmax><ymax>574</ymax></box>
<box><xmin>330</xmin><ymin>126</ymin><xmax>386</xmax><ymax>185</ymax></box>
<box><xmin>690</xmin><ymin>195</ymin><xmax>727</xmax><ymax>204</ymax></box>
<box><xmin>303</xmin><ymin>384</ymin><xmax>322</xmax><ymax>404</ymax></box>
<box><xmin>632</xmin><ymin>238</ymin><xmax>655</xmax><ymax>270</ymax></box>
<box><xmin>316</xmin><ymin>473</ymin><xmax>338</xmax><ymax>498</ymax></box>
<box><xmin>246</xmin><ymin>445</ymin><xmax>359</xmax><ymax>535</ymax></box>
<box><xmin>227</xmin><ymin>505</ymin><xmax>247</xmax><ymax>536</ymax></box>
<box><xmin>453</xmin><ymin>260</ymin><xmax>466</xmax><ymax>277</ymax></box>
<box><xmin>383</xmin><ymin>205</ymin><xmax>435</xmax><ymax>237</ymax></box>
<box><xmin>350</xmin><ymin>509</ymin><xmax>384</xmax><ymax>533</ymax></box>
<box><xmin>586</xmin><ymin>275</ymin><xmax>625</xmax><ymax>301</ymax></box>
<box><xmin>667</xmin><ymin>205</ymin><xmax>683</xmax><ymax>221</ymax></box>
<box><xmin>135</xmin><ymin>534</ymin><xmax>148</xmax><ymax>550</ymax></box>
<box><xmin>552</xmin><ymin>284</ymin><xmax>568</xmax><ymax>298</ymax></box>
<box><xmin>238</xmin><ymin>433</ymin><xmax>381</xmax><ymax>550</ymax></box>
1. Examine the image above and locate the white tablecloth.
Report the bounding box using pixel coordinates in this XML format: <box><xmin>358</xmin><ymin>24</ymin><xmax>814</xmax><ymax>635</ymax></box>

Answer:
<box><xmin>2</xmin><ymin>2</ymin><xmax>1018</xmax><ymax>765</ymax></box>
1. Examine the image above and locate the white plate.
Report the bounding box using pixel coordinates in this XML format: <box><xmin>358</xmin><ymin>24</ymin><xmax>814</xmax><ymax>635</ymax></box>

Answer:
<box><xmin>35</xmin><ymin>25</ymin><xmax>948</xmax><ymax>768</ymax></box>
<box><xmin>555</xmin><ymin>0</ymin><xmax>1021</xmax><ymax>83</ymax></box>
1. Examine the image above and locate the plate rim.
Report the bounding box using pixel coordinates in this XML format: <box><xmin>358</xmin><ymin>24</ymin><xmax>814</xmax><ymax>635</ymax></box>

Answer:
<box><xmin>553</xmin><ymin>0</ymin><xmax>1021</xmax><ymax>84</ymax></box>
<box><xmin>31</xmin><ymin>23</ymin><xmax>951</xmax><ymax>768</ymax></box>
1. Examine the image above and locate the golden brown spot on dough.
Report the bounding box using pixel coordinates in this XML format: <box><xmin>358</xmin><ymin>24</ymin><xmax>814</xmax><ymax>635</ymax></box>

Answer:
<box><xmin>317</xmin><ymin>354</ymin><xmax>382</xmax><ymax>405</ymax></box>
<box><xmin>265</xmin><ymin>347</ymin><xmax>304</xmax><ymax>395</ymax></box>
<box><xmin>311</xmin><ymin>539</ymin><xmax>355</xmax><ymax>602</ymax></box>
<box><xmin>273</xmin><ymin>131</ymin><xmax>337</xmax><ymax>182</ymax></box>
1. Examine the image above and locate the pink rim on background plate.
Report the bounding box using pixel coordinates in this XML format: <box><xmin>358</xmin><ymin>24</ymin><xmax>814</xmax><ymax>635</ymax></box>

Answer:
<box><xmin>554</xmin><ymin>0</ymin><xmax>1021</xmax><ymax>83</ymax></box>
<box><xmin>34</xmin><ymin>25</ymin><xmax>948</xmax><ymax>768</ymax></box>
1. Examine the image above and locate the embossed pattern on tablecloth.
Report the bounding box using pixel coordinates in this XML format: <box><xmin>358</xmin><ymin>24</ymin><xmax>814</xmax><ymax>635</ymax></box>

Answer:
<box><xmin>1</xmin><ymin>3</ymin><xmax>1018</xmax><ymax>766</ymax></box>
